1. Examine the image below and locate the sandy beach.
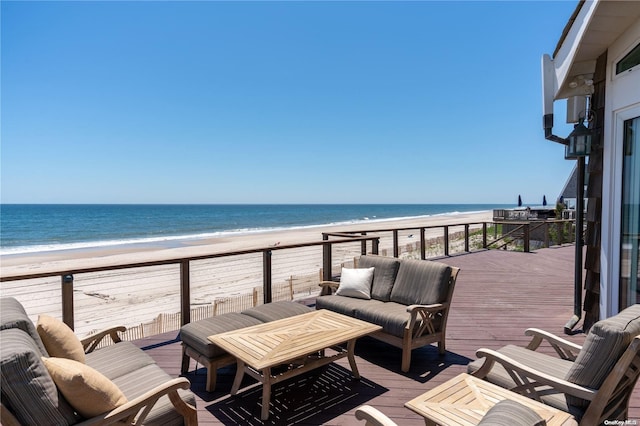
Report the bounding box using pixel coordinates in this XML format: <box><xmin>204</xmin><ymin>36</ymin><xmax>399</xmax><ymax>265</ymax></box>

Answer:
<box><xmin>1</xmin><ymin>210</ymin><xmax>492</xmax><ymax>336</ymax></box>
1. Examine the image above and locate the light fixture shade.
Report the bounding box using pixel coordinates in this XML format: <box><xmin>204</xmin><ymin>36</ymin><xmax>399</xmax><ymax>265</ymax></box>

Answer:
<box><xmin>566</xmin><ymin>119</ymin><xmax>592</xmax><ymax>157</ymax></box>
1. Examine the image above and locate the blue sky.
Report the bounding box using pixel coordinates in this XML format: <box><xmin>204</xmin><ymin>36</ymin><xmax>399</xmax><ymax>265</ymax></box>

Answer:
<box><xmin>1</xmin><ymin>1</ymin><xmax>578</xmax><ymax>205</ymax></box>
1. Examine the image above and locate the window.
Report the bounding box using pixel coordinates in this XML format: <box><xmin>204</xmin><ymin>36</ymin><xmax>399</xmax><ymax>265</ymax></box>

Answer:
<box><xmin>620</xmin><ymin>116</ymin><xmax>640</xmax><ymax>309</ymax></box>
<box><xmin>616</xmin><ymin>43</ymin><xmax>640</xmax><ymax>75</ymax></box>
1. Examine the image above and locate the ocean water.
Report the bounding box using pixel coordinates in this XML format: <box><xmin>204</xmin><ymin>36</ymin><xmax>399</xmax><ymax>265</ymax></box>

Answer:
<box><xmin>0</xmin><ymin>204</ymin><xmax>512</xmax><ymax>255</ymax></box>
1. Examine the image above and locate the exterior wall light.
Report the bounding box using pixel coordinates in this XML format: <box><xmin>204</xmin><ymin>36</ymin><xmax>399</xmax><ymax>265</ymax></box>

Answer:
<box><xmin>565</xmin><ymin>117</ymin><xmax>592</xmax><ymax>159</ymax></box>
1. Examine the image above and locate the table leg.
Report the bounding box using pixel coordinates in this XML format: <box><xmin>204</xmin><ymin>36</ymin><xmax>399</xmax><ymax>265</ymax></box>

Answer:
<box><xmin>230</xmin><ymin>360</ymin><xmax>245</xmax><ymax>395</ymax></box>
<box><xmin>261</xmin><ymin>367</ymin><xmax>272</xmax><ymax>421</ymax></box>
<box><xmin>347</xmin><ymin>339</ymin><xmax>360</xmax><ymax>379</ymax></box>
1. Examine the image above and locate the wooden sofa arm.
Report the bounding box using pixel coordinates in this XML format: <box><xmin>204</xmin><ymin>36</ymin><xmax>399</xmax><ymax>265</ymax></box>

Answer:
<box><xmin>319</xmin><ymin>281</ymin><xmax>340</xmax><ymax>296</ymax></box>
<box><xmin>405</xmin><ymin>303</ymin><xmax>448</xmax><ymax>337</ymax></box>
<box><xmin>524</xmin><ymin>328</ymin><xmax>582</xmax><ymax>360</ymax></box>
<box><xmin>354</xmin><ymin>405</ymin><xmax>398</xmax><ymax>426</ymax></box>
<box><xmin>77</xmin><ymin>377</ymin><xmax>197</xmax><ymax>426</ymax></box>
<box><xmin>81</xmin><ymin>326</ymin><xmax>126</xmax><ymax>353</ymax></box>
<box><xmin>472</xmin><ymin>348</ymin><xmax>596</xmax><ymax>402</ymax></box>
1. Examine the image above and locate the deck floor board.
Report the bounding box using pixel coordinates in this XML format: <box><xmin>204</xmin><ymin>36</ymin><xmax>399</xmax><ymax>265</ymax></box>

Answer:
<box><xmin>134</xmin><ymin>245</ymin><xmax>640</xmax><ymax>425</ymax></box>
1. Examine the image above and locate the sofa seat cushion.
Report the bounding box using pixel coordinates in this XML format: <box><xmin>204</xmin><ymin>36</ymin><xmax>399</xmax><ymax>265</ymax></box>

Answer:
<box><xmin>390</xmin><ymin>259</ymin><xmax>452</xmax><ymax>306</ymax></box>
<box><xmin>42</xmin><ymin>356</ymin><xmax>128</xmax><ymax>418</ymax></box>
<box><xmin>1</xmin><ymin>297</ymin><xmax>49</xmax><ymax>356</ymax></box>
<box><xmin>565</xmin><ymin>303</ymin><xmax>640</xmax><ymax>408</ymax></box>
<box><xmin>241</xmin><ymin>301</ymin><xmax>313</xmax><ymax>323</ymax></box>
<box><xmin>354</xmin><ymin>301</ymin><xmax>440</xmax><ymax>338</ymax></box>
<box><xmin>112</xmin><ymin>364</ymin><xmax>197</xmax><ymax>426</ymax></box>
<box><xmin>180</xmin><ymin>312</ymin><xmax>263</xmax><ymax>359</ymax></box>
<box><xmin>357</xmin><ymin>256</ymin><xmax>400</xmax><ymax>302</ymax></box>
<box><xmin>467</xmin><ymin>345</ymin><xmax>583</xmax><ymax>419</ymax></box>
<box><xmin>85</xmin><ymin>341</ymin><xmax>157</xmax><ymax>380</ymax></box>
<box><xmin>0</xmin><ymin>328</ymin><xmax>79</xmax><ymax>425</ymax></box>
<box><xmin>315</xmin><ymin>295</ymin><xmax>381</xmax><ymax>318</ymax></box>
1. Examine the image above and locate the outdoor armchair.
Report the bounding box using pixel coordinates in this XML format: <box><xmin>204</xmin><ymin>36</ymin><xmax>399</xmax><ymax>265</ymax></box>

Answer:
<box><xmin>354</xmin><ymin>400</ymin><xmax>549</xmax><ymax>426</ymax></box>
<box><xmin>467</xmin><ymin>304</ymin><xmax>640</xmax><ymax>425</ymax></box>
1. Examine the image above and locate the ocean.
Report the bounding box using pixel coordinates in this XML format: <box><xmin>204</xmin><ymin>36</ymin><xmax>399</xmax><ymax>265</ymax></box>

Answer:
<box><xmin>0</xmin><ymin>204</ymin><xmax>512</xmax><ymax>255</ymax></box>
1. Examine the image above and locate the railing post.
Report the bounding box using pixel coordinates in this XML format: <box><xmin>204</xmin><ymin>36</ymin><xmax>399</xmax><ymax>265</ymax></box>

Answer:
<box><xmin>361</xmin><ymin>232</ymin><xmax>367</xmax><ymax>255</ymax></box>
<box><xmin>444</xmin><ymin>226</ymin><xmax>449</xmax><ymax>257</ymax></box>
<box><xmin>420</xmin><ymin>228</ymin><xmax>426</xmax><ymax>260</ymax></box>
<box><xmin>263</xmin><ymin>250</ymin><xmax>272</xmax><ymax>304</ymax></box>
<box><xmin>180</xmin><ymin>260</ymin><xmax>191</xmax><ymax>326</ymax></box>
<box><xmin>393</xmin><ymin>230</ymin><xmax>399</xmax><ymax>258</ymax></box>
<box><xmin>62</xmin><ymin>274</ymin><xmax>74</xmax><ymax>330</ymax></box>
<box><xmin>482</xmin><ymin>222</ymin><xmax>488</xmax><ymax>248</ymax></box>
<box><xmin>557</xmin><ymin>222</ymin><xmax>564</xmax><ymax>245</ymax></box>
<box><xmin>464</xmin><ymin>224</ymin><xmax>470</xmax><ymax>252</ymax></box>
<box><xmin>372</xmin><ymin>237</ymin><xmax>379</xmax><ymax>255</ymax></box>
<box><xmin>523</xmin><ymin>224</ymin><xmax>530</xmax><ymax>252</ymax></box>
<box><xmin>322</xmin><ymin>235</ymin><xmax>332</xmax><ymax>281</ymax></box>
<box><xmin>544</xmin><ymin>222</ymin><xmax>550</xmax><ymax>247</ymax></box>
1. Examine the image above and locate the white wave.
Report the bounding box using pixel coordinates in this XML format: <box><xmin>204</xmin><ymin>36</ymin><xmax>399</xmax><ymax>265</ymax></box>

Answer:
<box><xmin>0</xmin><ymin>209</ymin><xmax>492</xmax><ymax>256</ymax></box>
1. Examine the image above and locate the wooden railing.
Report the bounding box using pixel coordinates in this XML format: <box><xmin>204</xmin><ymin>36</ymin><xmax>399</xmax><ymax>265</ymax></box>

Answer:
<box><xmin>0</xmin><ymin>236</ymin><xmax>379</xmax><ymax>331</ymax></box>
<box><xmin>325</xmin><ymin>219</ymin><xmax>575</xmax><ymax>258</ymax></box>
<box><xmin>0</xmin><ymin>218</ymin><xmax>575</xmax><ymax>336</ymax></box>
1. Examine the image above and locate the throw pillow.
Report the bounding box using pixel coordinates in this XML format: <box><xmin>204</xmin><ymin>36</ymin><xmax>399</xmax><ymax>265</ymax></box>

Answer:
<box><xmin>336</xmin><ymin>267</ymin><xmax>375</xmax><ymax>299</ymax></box>
<box><xmin>42</xmin><ymin>356</ymin><xmax>128</xmax><ymax>418</ymax></box>
<box><xmin>37</xmin><ymin>314</ymin><xmax>86</xmax><ymax>363</ymax></box>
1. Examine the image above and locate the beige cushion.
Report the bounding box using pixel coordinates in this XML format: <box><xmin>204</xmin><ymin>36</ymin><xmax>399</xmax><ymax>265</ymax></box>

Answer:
<box><xmin>336</xmin><ymin>267</ymin><xmax>374</xmax><ymax>299</ymax></box>
<box><xmin>42</xmin><ymin>356</ymin><xmax>127</xmax><ymax>418</ymax></box>
<box><xmin>37</xmin><ymin>314</ymin><xmax>86</xmax><ymax>363</ymax></box>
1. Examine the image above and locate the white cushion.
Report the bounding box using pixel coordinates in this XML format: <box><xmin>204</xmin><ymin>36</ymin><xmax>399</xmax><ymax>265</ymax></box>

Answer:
<box><xmin>336</xmin><ymin>267</ymin><xmax>374</xmax><ymax>300</ymax></box>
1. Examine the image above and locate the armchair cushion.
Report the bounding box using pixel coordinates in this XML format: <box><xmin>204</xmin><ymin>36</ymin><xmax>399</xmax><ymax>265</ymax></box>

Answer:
<box><xmin>357</xmin><ymin>256</ymin><xmax>400</xmax><ymax>302</ymax></box>
<box><xmin>478</xmin><ymin>400</ymin><xmax>546</xmax><ymax>426</ymax></box>
<box><xmin>565</xmin><ymin>303</ymin><xmax>640</xmax><ymax>407</ymax></box>
<box><xmin>37</xmin><ymin>314</ymin><xmax>86</xmax><ymax>363</ymax></box>
<box><xmin>336</xmin><ymin>267</ymin><xmax>375</xmax><ymax>299</ymax></box>
<box><xmin>390</xmin><ymin>259</ymin><xmax>451</xmax><ymax>306</ymax></box>
<box><xmin>0</xmin><ymin>329</ymin><xmax>78</xmax><ymax>425</ymax></box>
<box><xmin>43</xmin><ymin>356</ymin><xmax>128</xmax><ymax>418</ymax></box>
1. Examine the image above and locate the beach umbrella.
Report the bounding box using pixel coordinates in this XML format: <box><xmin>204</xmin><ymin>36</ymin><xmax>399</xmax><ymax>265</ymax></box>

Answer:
<box><xmin>518</xmin><ymin>195</ymin><xmax>522</xmax><ymax>207</ymax></box>
<box><xmin>543</xmin><ymin>195</ymin><xmax>547</xmax><ymax>206</ymax></box>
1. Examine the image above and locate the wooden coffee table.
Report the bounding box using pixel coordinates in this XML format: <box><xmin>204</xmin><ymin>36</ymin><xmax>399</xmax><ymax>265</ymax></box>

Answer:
<box><xmin>405</xmin><ymin>373</ymin><xmax>577</xmax><ymax>426</ymax></box>
<box><xmin>208</xmin><ymin>309</ymin><xmax>381</xmax><ymax>420</ymax></box>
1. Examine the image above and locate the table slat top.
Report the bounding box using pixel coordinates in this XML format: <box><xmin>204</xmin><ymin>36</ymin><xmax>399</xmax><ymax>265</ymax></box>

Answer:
<box><xmin>208</xmin><ymin>309</ymin><xmax>381</xmax><ymax>370</ymax></box>
<box><xmin>405</xmin><ymin>373</ymin><xmax>576</xmax><ymax>426</ymax></box>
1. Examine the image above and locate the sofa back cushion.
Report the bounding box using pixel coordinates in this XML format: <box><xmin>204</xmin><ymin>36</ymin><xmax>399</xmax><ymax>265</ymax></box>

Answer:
<box><xmin>357</xmin><ymin>256</ymin><xmax>400</xmax><ymax>302</ymax></box>
<box><xmin>1</xmin><ymin>297</ymin><xmax>49</xmax><ymax>356</ymax></box>
<box><xmin>565</xmin><ymin>303</ymin><xmax>640</xmax><ymax>408</ymax></box>
<box><xmin>390</xmin><ymin>259</ymin><xmax>452</xmax><ymax>306</ymax></box>
<box><xmin>0</xmin><ymin>328</ymin><xmax>78</xmax><ymax>425</ymax></box>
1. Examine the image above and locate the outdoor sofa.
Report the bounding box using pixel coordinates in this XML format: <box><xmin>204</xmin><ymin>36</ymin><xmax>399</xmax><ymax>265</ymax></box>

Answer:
<box><xmin>0</xmin><ymin>297</ymin><xmax>197</xmax><ymax>425</ymax></box>
<box><xmin>315</xmin><ymin>255</ymin><xmax>459</xmax><ymax>372</ymax></box>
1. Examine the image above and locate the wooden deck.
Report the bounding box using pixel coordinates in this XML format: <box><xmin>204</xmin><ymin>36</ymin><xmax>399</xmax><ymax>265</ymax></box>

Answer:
<box><xmin>133</xmin><ymin>246</ymin><xmax>640</xmax><ymax>425</ymax></box>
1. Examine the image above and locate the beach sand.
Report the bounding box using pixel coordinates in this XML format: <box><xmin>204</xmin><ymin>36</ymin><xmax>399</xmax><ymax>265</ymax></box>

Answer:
<box><xmin>1</xmin><ymin>210</ymin><xmax>492</xmax><ymax>336</ymax></box>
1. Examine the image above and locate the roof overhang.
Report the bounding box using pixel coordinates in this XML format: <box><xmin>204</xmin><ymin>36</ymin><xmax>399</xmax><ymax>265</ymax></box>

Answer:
<box><xmin>542</xmin><ymin>0</ymin><xmax>640</xmax><ymax>117</ymax></box>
